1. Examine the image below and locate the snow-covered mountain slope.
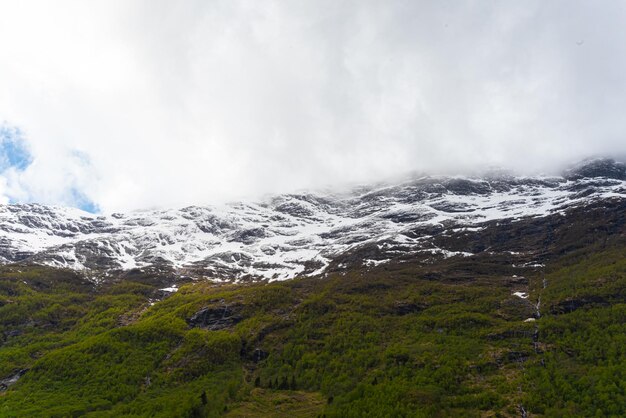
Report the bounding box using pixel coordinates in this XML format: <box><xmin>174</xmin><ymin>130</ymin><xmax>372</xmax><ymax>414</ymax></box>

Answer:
<box><xmin>0</xmin><ymin>158</ymin><xmax>625</xmax><ymax>281</ymax></box>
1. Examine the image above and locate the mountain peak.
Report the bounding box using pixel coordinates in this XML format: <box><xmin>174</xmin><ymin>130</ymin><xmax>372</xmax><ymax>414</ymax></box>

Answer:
<box><xmin>564</xmin><ymin>157</ymin><xmax>626</xmax><ymax>180</ymax></box>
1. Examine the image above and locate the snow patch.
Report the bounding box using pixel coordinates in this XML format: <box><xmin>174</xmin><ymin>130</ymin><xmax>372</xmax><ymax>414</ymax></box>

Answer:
<box><xmin>0</xmin><ymin>173</ymin><xmax>623</xmax><ymax>281</ymax></box>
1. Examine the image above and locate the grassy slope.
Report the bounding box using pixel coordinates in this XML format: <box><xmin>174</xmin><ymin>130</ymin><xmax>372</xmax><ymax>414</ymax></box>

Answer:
<box><xmin>0</xmin><ymin>238</ymin><xmax>624</xmax><ymax>417</ymax></box>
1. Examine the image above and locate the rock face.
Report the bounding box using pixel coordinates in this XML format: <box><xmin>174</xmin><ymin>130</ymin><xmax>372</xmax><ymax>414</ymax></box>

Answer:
<box><xmin>564</xmin><ymin>158</ymin><xmax>626</xmax><ymax>180</ymax></box>
<box><xmin>0</xmin><ymin>369</ymin><xmax>27</xmax><ymax>391</ymax></box>
<box><xmin>549</xmin><ymin>296</ymin><xmax>611</xmax><ymax>315</ymax></box>
<box><xmin>0</xmin><ymin>158</ymin><xmax>624</xmax><ymax>282</ymax></box>
<box><xmin>251</xmin><ymin>348</ymin><xmax>269</xmax><ymax>363</ymax></box>
<box><xmin>188</xmin><ymin>303</ymin><xmax>243</xmax><ymax>330</ymax></box>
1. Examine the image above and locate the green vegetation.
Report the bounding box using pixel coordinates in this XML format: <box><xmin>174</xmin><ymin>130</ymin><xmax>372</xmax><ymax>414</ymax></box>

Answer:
<box><xmin>522</xmin><ymin>247</ymin><xmax>626</xmax><ymax>417</ymax></box>
<box><xmin>0</xmin><ymin>237</ymin><xmax>624</xmax><ymax>417</ymax></box>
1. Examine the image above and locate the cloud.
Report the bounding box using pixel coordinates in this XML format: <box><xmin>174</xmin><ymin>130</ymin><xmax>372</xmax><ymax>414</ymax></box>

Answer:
<box><xmin>0</xmin><ymin>124</ymin><xmax>99</xmax><ymax>211</ymax></box>
<box><xmin>0</xmin><ymin>0</ymin><xmax>625</xmax><ymax>211</ymax></box>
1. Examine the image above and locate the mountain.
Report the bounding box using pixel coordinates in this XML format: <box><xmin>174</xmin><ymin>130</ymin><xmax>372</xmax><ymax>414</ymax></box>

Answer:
<box><xmin>0</xmin><ymin>158</ymin><xmax>625</xmax><ymax>417</ymax></box>
<box><xmin>0</xmin><ymin>158</ymin><xmax>624</xmax><ymax>282</ymax></box>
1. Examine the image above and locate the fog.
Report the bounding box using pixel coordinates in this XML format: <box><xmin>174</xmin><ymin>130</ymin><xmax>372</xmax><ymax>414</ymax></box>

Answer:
<box><xmin>1</xmin><ymin>0</ymin><xmax>625</xmax><ymax>211</ymax></box>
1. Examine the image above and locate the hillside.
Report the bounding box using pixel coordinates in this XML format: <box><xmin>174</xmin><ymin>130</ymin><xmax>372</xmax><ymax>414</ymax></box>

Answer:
<box><xmin>0</xmin><ymin>244</ymin><xmax>624</xmax><ymax>416</ymax></box>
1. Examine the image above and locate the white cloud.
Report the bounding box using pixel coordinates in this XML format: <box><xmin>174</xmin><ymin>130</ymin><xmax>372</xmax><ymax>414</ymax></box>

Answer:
<box><xmin>0</xmin><ymin>0</ymin><xmax>625</xmax><ymax>211</ymax></box>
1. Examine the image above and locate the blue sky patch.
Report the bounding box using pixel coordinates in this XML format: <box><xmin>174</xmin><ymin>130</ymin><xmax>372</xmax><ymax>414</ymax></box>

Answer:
<box><xmin>69</xmin><ymin>187</ymin><xmax>99</xmax><ymax>213</ymax></box>
<box><xmin>0</xmin><ymin>124</ymin><xmax>33</xmax><ymax>171</ymax></box>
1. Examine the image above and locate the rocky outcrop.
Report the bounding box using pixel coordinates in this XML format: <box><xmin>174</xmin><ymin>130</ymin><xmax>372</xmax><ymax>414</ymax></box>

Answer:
<box><xmin>564</xmin><ymin>158</ymin><xmax>626</xmax><ymax>180</ymax></box>
<box><xmin>188</xmin><ymin>302</ymin><xmax>243</xmax><ymax>330</ymax></box>
<box><xmin>549</xmin><ymin>296</ymin><xmax>611</xmax><ymax>315</ymax></box>
<box><xmin>0</xmin><ymin>369</ymin><xmax>28</xmax><ymax>391</ymax></box>
<box><xmin>390</xmin><ymin>301</ymin><xmax>424</xmax><ymax>316</ymax></box>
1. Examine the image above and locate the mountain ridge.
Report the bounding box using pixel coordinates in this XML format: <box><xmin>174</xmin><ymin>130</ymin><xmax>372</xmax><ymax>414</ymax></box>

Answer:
<box><xmin>0</xmin><ymin>158</ymin><xmax>624</xmax><ymax>282</ymax></box>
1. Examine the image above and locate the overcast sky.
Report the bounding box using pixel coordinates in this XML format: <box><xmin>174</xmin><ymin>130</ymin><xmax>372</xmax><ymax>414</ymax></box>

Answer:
<box><xmin>1</xmin><ymin>0</ymin><xmax>625</xmax><ymax>212</ymax></box>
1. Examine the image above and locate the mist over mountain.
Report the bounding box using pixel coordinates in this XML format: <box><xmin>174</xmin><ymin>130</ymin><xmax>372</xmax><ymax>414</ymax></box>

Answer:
<box><xmin>1</xmin><ymin>2</ymin><xmax>625</xmax><ymax>417</ymax></box>
<box><xmin>2</xmin><ymin>1</ymin><xmax>626</xmax><ymax>211</ymax></box>
<box><xmin>0</xmin><ymin>157</ymin><xmax>623</xmax><ymax>284</ymax></box>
